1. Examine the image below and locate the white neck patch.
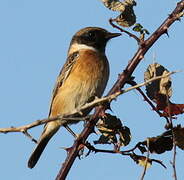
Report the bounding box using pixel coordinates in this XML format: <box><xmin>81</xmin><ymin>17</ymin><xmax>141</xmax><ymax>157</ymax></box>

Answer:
<box><xmin>68</xmin><ymin>43</ymin><xmax>97</xmax><ymax>54</ymax></box>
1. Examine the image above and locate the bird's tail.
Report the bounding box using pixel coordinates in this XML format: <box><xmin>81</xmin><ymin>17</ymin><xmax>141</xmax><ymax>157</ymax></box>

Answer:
<box><xmin>28</xmin><ymin>122</ymin><xmax>60</xmax><ymax>168</ymax></box>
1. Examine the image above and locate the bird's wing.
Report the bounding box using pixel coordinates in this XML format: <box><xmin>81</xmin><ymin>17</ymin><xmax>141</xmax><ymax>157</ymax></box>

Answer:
<box><xmin>48</xmin><ymin>51</ymin><xmax>79</xmax><ymax>116</ymax></box>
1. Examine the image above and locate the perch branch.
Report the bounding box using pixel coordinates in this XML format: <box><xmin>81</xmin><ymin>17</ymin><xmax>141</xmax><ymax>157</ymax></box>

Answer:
<box><xmin>0</xmin><ymin>116</ymin><xmax>88</xmax><ymax>133</ymax></box>
<box><xmin>0</xmin><ymin>71</ymin><xmax>175</xmax><ymax>134</ymax></box>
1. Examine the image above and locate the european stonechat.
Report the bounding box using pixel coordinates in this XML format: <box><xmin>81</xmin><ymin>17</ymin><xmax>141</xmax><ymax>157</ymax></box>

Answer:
<box><xmin>28</xmin><ymin>27</ymin><xmax>121</xmax><ymax>168</ymax></box>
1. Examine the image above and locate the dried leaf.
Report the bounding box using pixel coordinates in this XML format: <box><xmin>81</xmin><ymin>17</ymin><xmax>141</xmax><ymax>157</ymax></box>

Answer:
<box><xmin>144</xmin><ymin>63</ymin><xmax>172</xmax><ymax>101</ymax></box>
<box><xmin>141</xmin><ymin>131</ymin><xmax>173</xmax><ymax>154</ymax></box>
<box><xmin>143</xmin><ymin>63</ymin><xmax>184</xmax><ymax>117</ymax></box>
<box><xmin>97</xmin><ymin>114</ymin><xmax>122</xmax><ymax>133</ymax></box>
<box><xmin>162</xmin><ymin>103</ymin><xmax>184</xmax><ymax>117</ymax></box>
<box><xmin>115</xmin><ymin>7</ymin><xmax>136</xmax><ymax>27</ymax></box>
<box><xmin>95</xmin><ymin>114</ymin><xmax>131</xmax><ymax>147</ymax></box>
<box><xmin>137</xmin><ymin>156</ymin><xmax>152</xmax><ymax>169</ymax></box>
<box><xmin>102</xmin><ymin>0</ymin><xmax>126</xmax><ymax>11</ymax></box>
<box><xmin>101</xmin><ymin>0</ymin><xmax>136</xmax><ymax>12</ymax></box>
<box><xmin>149</xmin><ymin>137</ymin><xmax>173</xmax><ymax>154</ymax></box>
<box><xmin>130</xmin><ymin>154</ymin><xmax>152</xmax><ymax>169</ymax></box>
<box><xmin>94</xmin><ymin>135</ymin><xmax>114</xmax><ymax>145</ymax></box>
<box><xmin>138</xmin><ymin>145</ymin><xmax>147</xmax><ymax>154</ymax></box>
<box><xmin>119</xmin><ymin>126</ymin><xmax>131</xmax><ymax>146</ymax></box>
<box><xmin>159</xmin><ymin>70</ymin><xmax>172</xmax><ymax>96</ymax></box>
<box><xmin>173</xmin><ymin>125</ymin><xmax>184</xmax><ymax>150</ymax></box>
<box><xmin>155</xmin><ymin>93</ymin><xmax>167</xmax><ymax>111</ymax></box>
<box><xmin>101</xmin><ymin>0</ymin><xmax>136</xmax><ymax>27</ymax></box>
<box><xmin>155</xmin><ymin>94</ymin><xmax>184</xmax><ymax>117</ymax></box>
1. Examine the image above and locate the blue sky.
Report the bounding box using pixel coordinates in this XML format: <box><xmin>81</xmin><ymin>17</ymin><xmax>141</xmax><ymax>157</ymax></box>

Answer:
<box><xmin>0</xmin><ymin>0</ymin><xmax>184</xmax><ymax>180</ymax></box>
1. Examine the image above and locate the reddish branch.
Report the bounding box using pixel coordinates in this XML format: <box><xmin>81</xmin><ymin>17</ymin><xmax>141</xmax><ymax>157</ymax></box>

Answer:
<box><xmin>127</xmin><ymin>80</ymin><xmax>170</xmax><ymax>123</ymax></box>
<box><xmin>56</xmin><ymin>1</ymin><xmax>184</xmax><ymax>179</ymax></box>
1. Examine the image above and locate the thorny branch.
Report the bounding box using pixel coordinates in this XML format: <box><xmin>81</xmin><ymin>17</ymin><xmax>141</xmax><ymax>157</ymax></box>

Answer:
<box><xmin>56</xmin><ymin>1</ymin><xmax>184</xmax><ymax>180</ymax></box>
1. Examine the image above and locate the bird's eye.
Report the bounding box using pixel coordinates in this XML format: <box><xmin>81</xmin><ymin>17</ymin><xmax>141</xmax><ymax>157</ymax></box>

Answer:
<box><xmin>84</xmin><ymin>31</ymin><xmax>96</xmax><ymax>40</ymax></box>
<box><xmin>88</xmin><ymin>32</ymin><xmax>95</xmax><ymax>38</ymax></box>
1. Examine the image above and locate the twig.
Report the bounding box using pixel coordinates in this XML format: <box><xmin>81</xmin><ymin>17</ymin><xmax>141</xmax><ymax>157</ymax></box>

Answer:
<box><xmin>127</xmin><ymin>80</ymin><xmax>170</xmax><ymax>123</ymax></box>
<box><xmin>121</xmin><ymin>142</ymin><xmax>142</xmax><ymax>153</ymax></box>
<box><xmin>0</xmin><ymin>116</ymin><xmax>89</xmax><ymax>133</ymax></box>
<box><xmin>109</xmin><ymin>18</ymin><xmax>141</xmax><ymax>44</ymax></box>
<box><xmin>140</xmin><ymin>139</ymin><xmax>150</xmax><ymax>180</ymax></box>
<box><xmin>164</xmin><ymin>86</ymin><xmax>178</xmax><ymax>179</ymax></box>
<box><xmin>165</xmin><ymin>83</ymin><xmax>178</xmax><ymax>180</ymax></box>
<box><xmin>85</xmin><ymin>142</ymin><xmax>166</xmax><ymax>170</ymax></box>
<box><xmin>84</xmin><ymin>141</ymin><xmax>131</xmax><ymax>156</ymax></box>
<box><xmin>151</xmin><ymin>159</ymin><xmax>166</xmax><ymax>169</ymax></box>
<box><xmin>122</xmin><ymin>71</ymin><xmax>176</xmax><ymax>94</ymax></box>
<box><xmin>22</xmin><ymin>130</ymin><xmax>38</xmax><ymax>143</ymax></box>
<box><xmin>171</xmin><ymin>144</ymin><xmax>177</xmax><ymax>180</ymax></box>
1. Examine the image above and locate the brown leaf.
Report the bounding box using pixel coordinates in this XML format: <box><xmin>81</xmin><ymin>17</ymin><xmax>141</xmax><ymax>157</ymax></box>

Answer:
<box><xmin>101</xmin><ymin>0</ymin><xmax>136</xmax><ymax>27</ymax></box>
<box><xmin>149</xmin><ymin>137</ymin><xmax>173</xmax><ymax>154</ymax></box>
<box><xmin>97</xmin><ymin>113</ymin><xmax>122</xmax><ymax>133</ymax></box>
<box><xmin>155</xmin><ymin>93</ymin><xmax>167</xmax><ymax>111</ymax></box>
<box><xmin>144</xmin><ymin>63</ymin><xmax>172</xmax><ymax>101</ymax></box>
<box><xmin>137</xmin><ymin>156</ymin><xmax>152</xmax><ymax>169</ymax></box>
<box><xmin>141</xmin><ymin>131</ymin><xmax>173</xmax><ymax>154</ymax></box>
<box><xmin>115</xmin><ymin>7</ymin><xmax>136</xmax><ymax>27</ymax></box>
<box><xmin>119</xmin><ymin>126</ymin><xmax>131</xmax><ymax>146</ymax></box>
<box><xmin>162</xmin><ymin>103</ymin><xmax>184</xmax><ymax>117</ymax></box>
<box><xmin>154</xmin><ymin>93</ymin><xmax>184</xmax><ymax>117</ymax></box>
<box><xmin>173</xmin><ymin>125</ymin><xmax>184</xmax><ymax>150</ymax></box>
<box><xmin>95</xmin><ymin>114</ymin><xmax>131</xmax><ymax>147</ymax></box>
<box><xmin>144</xmin><ymin>63</ymin><xmax>184</xmax><ymax>117</ymax></box>
<box><xmin>130</xmin><ymin>154</ymin><xmax>152</xmax><ymax>169</ymax></box>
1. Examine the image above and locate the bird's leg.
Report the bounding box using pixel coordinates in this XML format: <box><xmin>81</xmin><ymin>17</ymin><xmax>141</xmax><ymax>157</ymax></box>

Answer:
<box><xmin>64</xmin><ymin>124</ymin><xmax>79</xmax><ymax>139</ymax></box>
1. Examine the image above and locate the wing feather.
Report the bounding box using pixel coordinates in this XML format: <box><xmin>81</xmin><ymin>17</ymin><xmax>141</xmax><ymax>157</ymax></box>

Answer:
<box><xmin>48</xmin><ymin>52</ymin><xmax>79</xmax><ymax>116</ymax></box>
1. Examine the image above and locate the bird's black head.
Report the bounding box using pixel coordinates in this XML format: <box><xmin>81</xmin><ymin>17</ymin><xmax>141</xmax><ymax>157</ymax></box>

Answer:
<box><xmin>70</xmin><ymin>27</ymin><xmax>121</xmax><ymax>52</ymax></box>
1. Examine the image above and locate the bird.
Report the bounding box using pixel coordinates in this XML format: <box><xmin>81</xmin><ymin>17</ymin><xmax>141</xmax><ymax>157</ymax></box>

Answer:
<box><xmin>28</xmin><ymin>27</ymin><xmax>121</xmax><ymax>168</ymax></box>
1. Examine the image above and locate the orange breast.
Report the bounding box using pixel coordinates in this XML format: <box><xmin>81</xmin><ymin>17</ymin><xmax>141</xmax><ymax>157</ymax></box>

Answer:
<box><xmin>50</xmin><ymin>50</ymin><xmax>109</xmax><ymax>118</ymax></box>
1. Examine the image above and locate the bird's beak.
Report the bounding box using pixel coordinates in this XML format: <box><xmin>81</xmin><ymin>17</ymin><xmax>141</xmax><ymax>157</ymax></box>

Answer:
<box><xmin>106</xmin><ymin>32</ymin><xmax>121</xmax><ymax>40</ymax></box>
